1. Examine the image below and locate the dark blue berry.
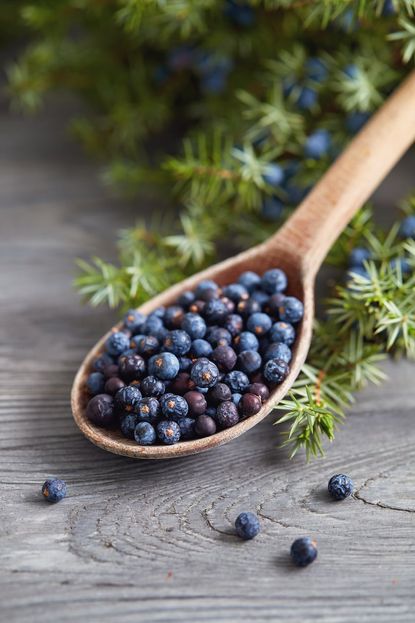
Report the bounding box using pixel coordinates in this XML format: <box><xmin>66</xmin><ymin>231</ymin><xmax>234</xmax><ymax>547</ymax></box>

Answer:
<box><xmin>261</xmin><ymin>196</ymin><xmax>284</xmax><ymax>221</ymax></box>
<box><xmin>123</xmin><ymin>309</ymin><xmax>145</xmax><ymax>334</ymax></box>
<box><xmin>203</xmin><ymin>299</ymin><xmax>228</xmax><ymax>323</ymax></box>
<box><xmin>92</xmin><ymin>353</ymin><xmax>114</xmax><ymax>372</ymax></box>
<box><xmin>305</xmin><ymin>129</ymin><xmax>331</xmax><ymax>159</ymax></box>
<box><xmin>120</xmin><ymin>413</ymin><xmax>138</xmax><ymax>439</ymax></box>
<box><xmin>157</xmin><ymin>420</ymin><xmax>181</xmax><ymax>444</ymax></box>
<box><xmin>140</xmin><ymin>375</ymin><xmax>165</xmax><ymax>397</ymax></box>
<box><xmin>399</xmin><ymin>215</ymin><xmax>415</xmax><ymax>239</ymax></box>
<box><xmin>190</xmin><ymin>339</ymin><xmax>213</xmax><ymax>359</ymax></box>
<box><xmin>181</xmin><ymin>313</ymin><xmax>207</xmax><ymax>339</ymax></box>
<box><xmin>390</xmin><ymin>257</ymin><xmax>411</xmax><ymax>274</ymax></box>
<box><xmin>211</xmin><ymin>345</ymin><xmax>237</xmax><ymax>372</ymax></box>
<box><xmin>223</xmin><ymin>314</ymin><xmax>244</xmax><ymax>337</ymax></box>
<box><xmin>231</xmin><ymin>392</ymin><xmax>242</xmax><ymax>407</ymax></box>
<box><xmin>264</xmin><ymin>342</ymin><xmax>292</xmax><ymax>363</ymax></box>
<box><xmin>216</xmin><ymin>401</ymin><xmax>239</xmax><ymax>428</ymax></box>
<box><xmin>194</xmin><ymin>414</ymin><xmax>217</xmax><ymax>437</ymax></box>
<box><xmin>290</xmin><ymin>537</ymin><xmax>318</xmax><ymax>567</ymax></box>
<box><xmin>86</xmin><ymin>394</ymin><xmax>115</xmax><ymax>426</ymax></box>
<box><xmin>344</xmin><ymin>63</ymin><xmax>358</xmax><ymax>79</ymax></box>
<box><xmin>136</xmin><ymin>397</ymin><xmax>160</xmax><ymax>424</ymax></box>
<box><xmin>237</xmin><ymin>298</ymin><xmax>261</xmax><ymax>318</ymax></box>
<box><xmin>134</xmin><ymin>421</ymin><xmax>156</xmax><ymax>445</ymax></box>
<box><xmin>222</xmin><ymin>283</ymin><xmax>249</xmax><ymax>302</ymax></box>
<box><xmin>195</xmin><ymin>280</ymin><xmax>220</xmax><ymax>299</ymax></box>
<box><xmin>346</xmin><ymin>111</ymin><xmax>370</xmax><ymax>134</ymax></box>
<box><xmin>163</xmin><ymin>330</ymin><xmax>192</xmax><ymax>356</ymax></box>
<box><xmin>118</xmin><ymin>348</ymin><xmax>137</xmax><ymax>360</ymax></box>
<box><xmin>224</xmin><ymin>370</ymin><xmax>250</xmax><ymax>393</ymax></box>
<box><xmin>284</xmin><ymin>182</ymin><xmax>309</xmax><ymax>205</ymax></box>
<box><xmin>148</xmin><ymin>352</ymin><xmax>180</xmax><ymax>380</ymax></box>
<box><xmin>208</xmin><ymin>382</ymin><xmax>232</xmax><ymax>405</ymax></box>
<box><xmin>190</xmin><ymin>358</ymin><xmax>219</xmax><ymax>388</ymax></box>
<box><xmin>164</xmin><ymin>305</ymin><xmax>185</xmax><ymax>329</ymax></box>
<box><xmin>189</xmin><ymin>299</ymin><xmax>206</xmax><ymax>314</ymax></box>
<box><xmin>328</xmin><ymin>474</ymin><xmax>354</xmax><ymax>500</ymax></box>
<box><xmin>233</xmin><ymin>331</ymin><xmax>259</xmax><ymax>353</ymax></box>
<box><xmin>235</xmin><ymin>512</ymin><xmax>260</xmax><ymax>540</ymax></box>
<box><xmin>103</xmin><ymin>363</ymin><xmax>119</xmax><ymax>379</ymax></box>
<box><xmin>221</xmin><ymin>296</ymin><xmax>235</xmax><ymax>314</ymax></box>
<box><xmin>135</xmin><ymin>335</ymin><xmax>160</xmax><ymax>357</ymax></box>
<box><xmin>248</xmin><ymin>382</ymin><xmax>269</xmax><ymax>403</ymax></box>
<box><xmin>263</xmin><ymin>358</ymin><xmax>289</xmax><ymax>384</ymax></box>
<box><xmin>200</xmin><ymin>71</ymin><xmax>227</xmax><ymax>94</ymax></box>
<box><xmin>168</xmin><ymin>372</ymin><xmax>194</xmax><ymax>395</ymax></box>
<box><xmin>247</xmin><ymin>312</ymin><xmax>272</xmax><ymax>336</ymax></box>
<box><xmin>118</xmin><ymin>354</ymin><xmax>146</xmax><ymax>383</ymax></box>
<box><xmin>263</xmin><ymin>163</ymin><xmax>284</xmax><ymax>186</ymax></box>
<box><xmin>349</xmin><ymin>247</ymin><xmax>371</xmax><ymax>268</ymax></box>
<box><xmin>105</xmin><ymin>331</ymin><xmax>130</xmax><ymax>356</ymax></box>
<box><xmin>278</xmin><ymin>297</ymin><xmax>304</xmax><ymax>323</ymax></box>
<box><xmin>224</xmin><ymin>0</ymin><xmax>255</xmax><ymax>27</ymax></box>
<box><xmin>261</xmin><ymin>269</ymin><xmax>287</xmax><ymax>294</ymax></box>
<box><xmin>238</xmin><ymin>271</ymin><xmax>261</xmax><ymax>293</ymax></box>
<box><xmin>305</xmin><ymin>57</ymin><xmax>328</xmax><ymax>82</ymax></box>
<box><xmin>142</xmin><ymin>315</ymin><xmax>166</xmax><ymax>340</ymax></box>
<box><xmin>240</xmin><ymin>393</ymin><xmax>262</xmax><ymax>417</ymax></box>
<box><xmin>183</xmin><ymin>390</ymin><xmax>207</xmax><ymax>416</ymax></box>
<box><xmin>237</xmin><ymin>350</ymin><xmax>262</xmax><ymax>374</ymax></box>
<box><xmin>179</xmin><ymin>356</ymin><xmax>192</xmax><ymax>371</ymax></box>
<box><xmin>160</xmin><ymin>393</ymin><xmax>189</xmax><ymax>419</ymax></box>
<box><xmin>178</xmin><ymin>417</ymin><xmax>196</xmax><ymax>440</ymax></box>
<box><xmin>206</xmin><ymin>326</ymin><xmax>232</xmax><ymax>347</ymax></box>
<box><xmin>205</xmin><ymin>405</ymin><xmax>217</xmax><ymax>418</ymax></box>
<box><xmin>42</xmin><ymin>479</ymin><xmax>67</xmax><ymax>503</ymax></box>
<box><xmin>114</xmin><ymin>386</ymin><xmax>142</xmax><ymax>414</ymax></box>
<box><xmin>250</xmin><ymin>290</ymin><xmax>269</xmax><ymax>307</ymax></box>
<box><xmin>86</xmin><ymin>372</ymin><xmax>105</xmax><ymax>396</ymax></box>
<box><xmin>269</xmin><ymin>321</ymin><xmax>295</xmax><ymax>346</ymax></box>
<box><xmin>104</xmin><ymin>376</ymin><xmax>125</xmax><ymax>396</ymax></box>
<box><xmin>382</xmin><ymin>0</ymin><xmax>395</xmax><ymax>16</ymax></box>
<box><xmin>151</xmin><ymin>306</ymin><xmax>166</xmax><ymax>318</ymax></box>
<box><xmin>177</xmin><ymin>290</ymin><xmax>195</xmax><ymax>307</ymax></box>
<box><xmin>297</xmin><ymin>86</ymin><xmax>317</xmax><ymax>110</ymax></box>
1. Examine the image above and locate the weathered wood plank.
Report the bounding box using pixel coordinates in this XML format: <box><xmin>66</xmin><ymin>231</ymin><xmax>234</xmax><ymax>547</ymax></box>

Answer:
<box><xmin>0</xmin><ymin>95</ymin><xmax>415</xmax><ymax>623</ymax></box>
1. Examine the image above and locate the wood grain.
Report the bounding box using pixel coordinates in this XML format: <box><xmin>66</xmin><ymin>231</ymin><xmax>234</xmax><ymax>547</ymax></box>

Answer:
<box><xmin>1</xmin><ymin>94</ymin><xmax>415</xmax><ymax>622</ymax></box>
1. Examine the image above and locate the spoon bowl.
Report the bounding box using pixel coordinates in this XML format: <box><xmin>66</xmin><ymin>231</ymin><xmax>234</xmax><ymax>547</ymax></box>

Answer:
<box><xmin>71</xmin><ymin>242</ymin><xmax>314</xmax><ymax>458</ymax></box>
<box><xmin>72</xmin><ymin>71</ymin><xmax>415</xmax><ymax>458</ymax></box>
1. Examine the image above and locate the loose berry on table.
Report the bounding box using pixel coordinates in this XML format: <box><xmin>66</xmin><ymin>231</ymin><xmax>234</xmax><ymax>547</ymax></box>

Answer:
<box><xmin>235</xmin><ymin>512</ymin><xmax>260</xmax><ymax>540</ymax></box>
<box><xmin>328</xmin><ymin>474</ymin><xmax>354</xmax><ymax>500</ymax></box>
<box><xmin>290</xmin><ymin>537</ymin><xmax>318</xmax><ymax>567</ymax></box>
<box><xmin>42</xmin><ymin>479</ymin><xmax>67</xmax><ymax>503</ymax></box>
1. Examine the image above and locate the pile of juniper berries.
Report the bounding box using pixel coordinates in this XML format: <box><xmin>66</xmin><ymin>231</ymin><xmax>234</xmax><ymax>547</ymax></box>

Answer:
<box><xmin>85</xmin><ymin>268</ymin><xmax>303</xmax><ymax>446</ymax></box>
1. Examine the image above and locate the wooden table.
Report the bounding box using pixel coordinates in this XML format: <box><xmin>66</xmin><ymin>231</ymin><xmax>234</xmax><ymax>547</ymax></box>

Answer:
<box><xmin>1</xmin><ymin>96</ymin><xmax>415</xmax><ymax>623</ymax></box>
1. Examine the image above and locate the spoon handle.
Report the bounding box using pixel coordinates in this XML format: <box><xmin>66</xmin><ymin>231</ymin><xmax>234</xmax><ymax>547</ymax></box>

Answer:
<box><xmin>275</xmin><ymin>70</ymin><xmax>415</xmax><ymax>277</ymax></box>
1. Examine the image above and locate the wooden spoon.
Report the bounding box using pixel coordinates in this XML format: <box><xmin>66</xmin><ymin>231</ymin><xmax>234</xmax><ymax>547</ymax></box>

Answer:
<box><xmin>72</xmin><ymin>71</ymin><xmax>415</xmax><ymax>459</ymax></box>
